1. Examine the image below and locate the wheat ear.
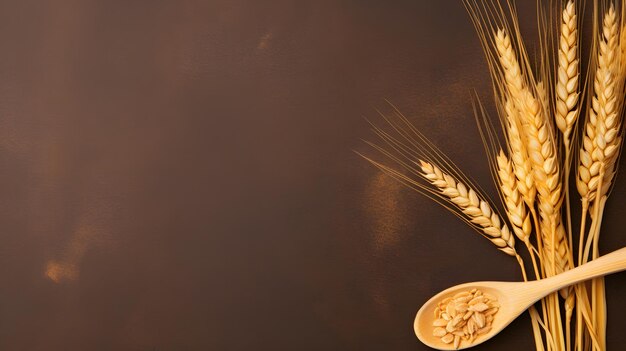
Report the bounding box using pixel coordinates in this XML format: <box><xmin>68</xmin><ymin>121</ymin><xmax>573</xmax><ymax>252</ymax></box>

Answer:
<box><xmin>495</xmin><ymin>29</ymin><xmax>527</xmax><ymax>110</ymax></box>
<box><xmin>515</xmin><ymin>84</ymin><xmax>569</xmax><ymax>278</ymax></box>
<box><xmin>418</xmin><ymin>160</ymin><xmax>516</xmax><ymax>256</ymax></box>
<box><xmin>576</xmin><ymin>8</ymin><xmax>623</xmax><ymax>350</ymax></box>
<box><xmin>519</xmin><ymin>89</ymin><xmax>561</xmax><ymax>217</ymax></box>
<box><xmin>496</xmin><ymin>149</ymin><xmax>532</xmax><ymax>246</ymax></box>
<box><xmin>495</xmin><ymin>26</ymin><xmax>568</xmax><ymax>278</ymax></box>
<box><xmin>494</xmin><ymin>28</ymin><xmax>561</xmax><ymax>211</ymax></box>
<box><xmin>540</xmin><ymin>218</ymin><xmax>571</xmax><ymax>274</ymax></box>
<box><xmin>555</xmin><ymin>1</ymin><xmax>580</xmax><ymax>146</ymax></box>
<box><xmin>523</xmin><ymin>84</ymin><xmax>571</xmax><ymax>277</ymax></box>
<box><xmin>503</xmin><ymin>99</ymin><xmax>536</xmax><ymax>209</ymax></box>
<box><xmin>494</xmin><ymin>31</ymin><xmax>541</xmax><ymax>209</ymax></box>
<box><xmin>577</xmin><ymin>5</ymin><xmax>621</xmax><ymax>202</ymax></box>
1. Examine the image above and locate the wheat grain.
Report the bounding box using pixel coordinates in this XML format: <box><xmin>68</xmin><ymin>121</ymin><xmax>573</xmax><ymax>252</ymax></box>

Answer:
<box><xmin>433</xmin><ymin>288</ymin><xmax>499</xmax><ymax>349</ymax></box>
<box><xmin>418</xmin><ymin>160</ymin><xmax>516</xmax><ymax>256</ymax></box>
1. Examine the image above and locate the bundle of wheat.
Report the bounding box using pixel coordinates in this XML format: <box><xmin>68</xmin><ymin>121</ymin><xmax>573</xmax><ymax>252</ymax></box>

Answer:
<box><xmin>361</xmin><ymin>1</ymin><xmax>626</xmax><ymax>350</ymax></box>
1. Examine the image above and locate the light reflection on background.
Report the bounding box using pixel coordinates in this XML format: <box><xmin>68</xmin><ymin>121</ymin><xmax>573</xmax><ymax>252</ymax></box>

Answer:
<box><xmin>364</xmin><ymin>172</ymin><xmax>407</xmax><ymax>253</ymax></box>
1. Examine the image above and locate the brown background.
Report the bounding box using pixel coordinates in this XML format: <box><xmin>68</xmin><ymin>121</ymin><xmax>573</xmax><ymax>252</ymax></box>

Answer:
<box><xmin>0</xmin><ymin>0</ymin><xmax>625</xmax><ymax>350</ymax></box>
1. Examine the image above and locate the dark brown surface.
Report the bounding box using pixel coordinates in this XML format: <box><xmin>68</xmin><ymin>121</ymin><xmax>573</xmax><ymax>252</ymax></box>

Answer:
<box><xmin>1</xmin><ymin>0</ymin><xmax>625</xmax><ymax>350</ymax></box>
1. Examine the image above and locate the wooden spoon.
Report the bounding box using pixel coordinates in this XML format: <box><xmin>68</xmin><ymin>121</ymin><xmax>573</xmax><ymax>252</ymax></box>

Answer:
<box><xmin>414</xmin><ymin>246</ymin><xmax>626</xmax><ymax>350</ymax></box>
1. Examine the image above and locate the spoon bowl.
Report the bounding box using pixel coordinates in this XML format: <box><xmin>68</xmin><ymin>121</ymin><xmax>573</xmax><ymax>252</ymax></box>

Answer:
<box><xmin>414</xmin><ymin>281</ymin><xmax>535</xmax><ymax>349</ymax></box>
<box><xmin>414</xmin><ymin>246</ymin><xmax>626</xmax><ymax>349</ymax></box>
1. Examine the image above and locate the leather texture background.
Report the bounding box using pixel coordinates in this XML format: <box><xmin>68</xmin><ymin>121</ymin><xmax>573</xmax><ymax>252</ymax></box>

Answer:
<box><xmin>1</xmin><ymin>0</ymin><xmax>625</xmax><ymax>349</ymax></box>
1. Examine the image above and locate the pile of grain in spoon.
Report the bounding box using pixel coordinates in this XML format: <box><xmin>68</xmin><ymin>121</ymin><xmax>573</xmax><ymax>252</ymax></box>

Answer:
<box><xmin>432</xmin><ymin>289</ymin><xmax>500</xmax><ymax>349</ymax></box>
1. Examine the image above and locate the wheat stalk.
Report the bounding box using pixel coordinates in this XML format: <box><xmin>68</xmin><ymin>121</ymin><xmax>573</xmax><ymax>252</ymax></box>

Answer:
<box><xmin>418</xmin><ymin>160</ymin><xmax>517</xmax><ymax>256</ymax></box>
<box><xmin>621</xmin><ymin>23</ymin><xmax>626</xmax><ymax>74</ymax></box>
<box><xmin>555</xmin><ymin>1</ymin><xmax>580</xmax><ymax>147</ymax></box>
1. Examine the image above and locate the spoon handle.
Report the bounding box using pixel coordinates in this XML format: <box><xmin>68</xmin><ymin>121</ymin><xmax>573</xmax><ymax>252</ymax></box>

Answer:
<box><xmin>537</xmin><ymin>246</ymin><xmax>626</xmax><ymax>294</ymax></box>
